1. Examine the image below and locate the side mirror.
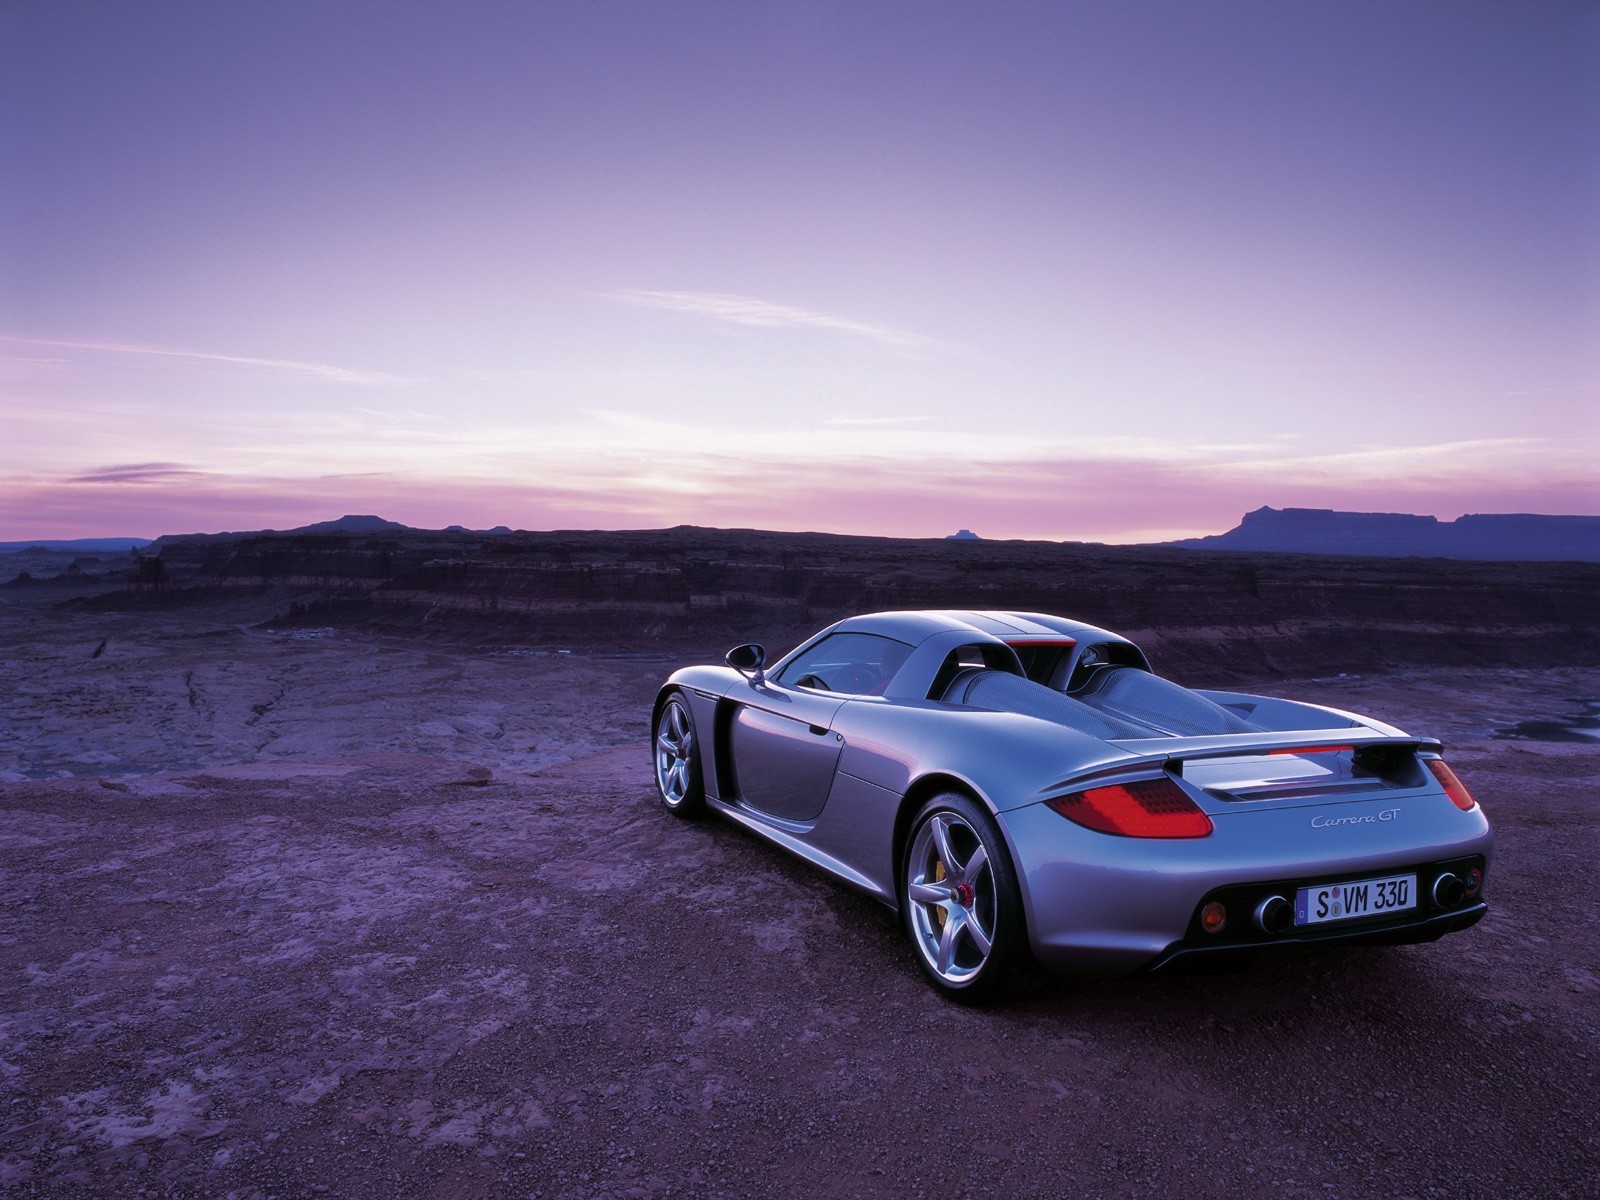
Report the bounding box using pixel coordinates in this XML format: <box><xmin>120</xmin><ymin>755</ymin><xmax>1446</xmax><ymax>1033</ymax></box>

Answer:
<box><xmin>725</xmin><ymin>643</ymin><xmax>766</xmax><ymax>684</ymax></box>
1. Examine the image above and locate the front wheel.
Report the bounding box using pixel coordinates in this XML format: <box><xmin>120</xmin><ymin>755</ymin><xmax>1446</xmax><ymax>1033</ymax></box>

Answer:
<box><xmin>653</xmin><ymin>693</ymin><xmax>705</xmax><ymax>817</ymax></box>
<box><xmin>902</xmin><ymin>792</ymin><xmax>1039</xmax><ymax>1003</ymax></box>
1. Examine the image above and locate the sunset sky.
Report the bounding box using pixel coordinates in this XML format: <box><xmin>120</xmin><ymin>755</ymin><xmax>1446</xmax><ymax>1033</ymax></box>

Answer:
<box><xmin>2</xmin><ymin>0</ymin><xmax>1596</xmax><ymax>542</ymax></box>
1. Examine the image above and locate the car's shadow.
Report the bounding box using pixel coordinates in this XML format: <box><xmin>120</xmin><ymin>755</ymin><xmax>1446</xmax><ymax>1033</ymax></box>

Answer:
<box><xmin>691</xmin><ymin>801</ymin><xmax>1463</xmax><ymax>1031</ymax></box>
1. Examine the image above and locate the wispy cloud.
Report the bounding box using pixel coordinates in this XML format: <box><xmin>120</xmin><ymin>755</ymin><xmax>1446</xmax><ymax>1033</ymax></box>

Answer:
<box><xmin>0</xmin><ymin>335</ymin><xmax>414</xmax><ymax>386</ymax></box>
<box><xmin>0</xmin><ymin>353</ymin><xmax>68</xmax><ymax>367</ymax></box>
<box><xmin>1199</xmin><ymin>437</ymin><xmax>1573</xmax><ymax>480</ymax></box>
<box><xmin>605</xmin><ymin>290</ymin><xmax>942</xmax><ymax>352</ymax></box>
<box><xmin>70</xmin><ymin>462</ymin><xmax>208</xmax><ymax>485</ymax></box>
<box><xmin>823</xmin><ymin>415</ymin><xmax>941</xmax><ymax>427</ymax></box>
<box><xmin>561</xmin><ymin>409</ymin><xmax>1279</xmax><ymax>466</ymax></box>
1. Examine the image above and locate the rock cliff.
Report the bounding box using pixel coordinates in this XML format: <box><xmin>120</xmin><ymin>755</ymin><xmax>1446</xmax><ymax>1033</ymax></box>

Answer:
<box><xmin>120</xmin><ymin>525</ymin><xmax>1600</xmax><ymax>684</ymax></box>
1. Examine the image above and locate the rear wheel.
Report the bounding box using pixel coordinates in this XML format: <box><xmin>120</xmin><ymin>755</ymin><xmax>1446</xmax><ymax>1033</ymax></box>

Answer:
<box><xmin>653</xmin><ymin>694</ymin><xmax>705</xmax><ymax>817</ymax></box>
<box><xmin>902</xmin><ymin>792</ymin><xmax>1038</xmax><ymax>1003</ymax></box>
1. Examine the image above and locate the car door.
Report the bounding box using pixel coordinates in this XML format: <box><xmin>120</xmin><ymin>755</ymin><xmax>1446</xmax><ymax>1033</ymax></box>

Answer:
<box><xmin>725</xmin><ymin>680</ymin><xmax>848</xmax><ymax>823</ymax></box>
<box><xmin>725</xmin><ymin>631</ymin><xmax>915</xmax><ymax>823</ymax></box>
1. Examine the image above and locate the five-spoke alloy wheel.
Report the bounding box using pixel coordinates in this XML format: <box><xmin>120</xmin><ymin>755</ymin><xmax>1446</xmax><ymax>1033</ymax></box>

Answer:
<box><xmin>653</xmin><ymin>694</ymin><xmax>705</xmax><ymax>816</ymax></box>
<box><xmin>903</xmin><ymin>793</ymin><xmax>1036</xmax><ymax>1002</ymax></box>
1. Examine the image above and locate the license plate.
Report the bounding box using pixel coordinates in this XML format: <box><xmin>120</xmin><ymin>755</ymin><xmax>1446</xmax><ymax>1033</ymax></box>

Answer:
<box><xmin>1294</xmin><ymin>873</ymin><xmax>1416</xmax><ymax>927</ymax></box>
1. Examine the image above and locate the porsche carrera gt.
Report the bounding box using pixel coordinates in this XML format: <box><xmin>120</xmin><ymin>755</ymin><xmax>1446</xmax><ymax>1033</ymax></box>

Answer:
<box><xmin>651</xmin><ymin>611</ymin><xmax>1491</xmax><ymax>1002</ymax></box>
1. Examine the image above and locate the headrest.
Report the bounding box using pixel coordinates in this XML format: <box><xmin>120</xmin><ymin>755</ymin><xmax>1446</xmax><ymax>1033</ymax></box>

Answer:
<box><xmin>938</xmin><ymin>666</ymin><xmax>992</xmax><ymax>704</ymax></box>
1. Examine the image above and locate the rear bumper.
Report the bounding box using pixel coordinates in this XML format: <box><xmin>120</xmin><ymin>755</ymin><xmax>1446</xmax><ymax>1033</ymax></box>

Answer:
<box><xmin>999</xmin><ymin>798</ymin><xmax>1492</xmax><ymax>978</ymax></box>
<box><xmin>1143</xmin><ymin>898</ymin><xmax>1487</xmax><ymax>975</ymax></box>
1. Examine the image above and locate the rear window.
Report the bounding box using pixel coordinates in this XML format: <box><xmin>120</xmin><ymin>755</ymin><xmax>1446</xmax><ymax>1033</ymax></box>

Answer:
<box><xmin>1009</xmin><ymin>643</ymin><xmax>1074</xmax><ymax>686</ymax></box>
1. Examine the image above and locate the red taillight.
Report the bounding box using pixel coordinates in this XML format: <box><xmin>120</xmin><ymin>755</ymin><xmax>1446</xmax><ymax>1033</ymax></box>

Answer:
<box><xmin>1425</xmin><ymin>759</ymin><xmax>1477</xmax><ymax>811</ymax></box>
<box><xmin>1047</xmin><ymin>778</ymin><xmax>1213</xmax><ymax>838</ymax></box>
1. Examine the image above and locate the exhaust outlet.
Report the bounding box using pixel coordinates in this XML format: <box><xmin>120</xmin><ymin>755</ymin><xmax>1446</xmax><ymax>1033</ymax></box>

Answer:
<box><xmin>1432</xmin><ymin>873</ymin><xmax>1466</xmax><ymax>908</ymax></box>
<box><xmin>1253</xmin><ymin>895</ymin><xmax>1292</xmax><ymax>935</ymax></box>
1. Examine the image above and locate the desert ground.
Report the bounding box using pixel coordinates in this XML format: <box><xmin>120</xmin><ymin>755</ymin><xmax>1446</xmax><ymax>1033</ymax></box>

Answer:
<box><xmin>2</xmin><ymin>591</ymin><xmax>1597</xmax><ymax>1198</ymax></box>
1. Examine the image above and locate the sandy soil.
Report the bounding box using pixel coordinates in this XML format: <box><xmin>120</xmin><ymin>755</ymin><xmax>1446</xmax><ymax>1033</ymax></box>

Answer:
<box><xmin>2</xmin><ymin>602</ymin><xmax>1597</xmax><ymax>1198</ymax></box>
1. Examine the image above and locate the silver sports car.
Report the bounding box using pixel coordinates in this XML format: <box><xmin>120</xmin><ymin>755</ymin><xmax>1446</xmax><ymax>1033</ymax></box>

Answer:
<box><xmin>651</xmin><ymin>610</ymin><xmax>1491</xmax><ymax>1002</ymax></box>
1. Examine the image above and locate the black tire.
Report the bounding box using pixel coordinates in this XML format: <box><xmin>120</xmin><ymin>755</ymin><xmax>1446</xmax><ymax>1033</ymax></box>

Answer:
<box><xmin>900</xmin><ymin>791</ymin><xmax>1040</xmax><ymax>1004</ymax></box>
<box><xmin>652</xmin><ymin>693</ymin><xmax>706</xmax><ymax>818</ymax></box>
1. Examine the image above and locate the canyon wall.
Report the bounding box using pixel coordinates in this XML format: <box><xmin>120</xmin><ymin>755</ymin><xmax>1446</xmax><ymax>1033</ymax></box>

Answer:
<box><xmin>116</xmin><ymin>525</ymin><xmax>1600</xmax><ymax>684</ymax></box>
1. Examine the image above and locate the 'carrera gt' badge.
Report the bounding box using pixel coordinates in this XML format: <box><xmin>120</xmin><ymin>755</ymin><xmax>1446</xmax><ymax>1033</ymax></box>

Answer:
<box><xmin>1310</xmin><ymin>808</ymin><xmax>1400</xmax><ymax>829</ymax></box>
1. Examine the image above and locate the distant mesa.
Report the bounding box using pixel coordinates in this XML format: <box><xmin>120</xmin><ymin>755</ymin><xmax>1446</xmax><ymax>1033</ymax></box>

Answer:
<box><xmin>1166</xmin><ymin>506</ymin><xmax>1600</xmax><ymax>562</ymax></box>
<box><xmin>0</xmin><ymin>537</ymin><xmax>152</xmax><ymax>554</ymax></box>
<box><xmin>294</xmin><ymin>516</ymin><xmax>513</xmax><ymax>535</ymax></box>
<box><xmin>289</xmin><ymin>514</ymin><xmax>411</xmax><ymax>535</ymax></box>
<box><xmin>25</xmin><ymin>508</ymin><xmax>1598</xmax><ymax>565</ymax></box>
<box><xmin>144</xmin><ymin>515</ymin><xmax>530</xmax><ymax>547</ymax></box>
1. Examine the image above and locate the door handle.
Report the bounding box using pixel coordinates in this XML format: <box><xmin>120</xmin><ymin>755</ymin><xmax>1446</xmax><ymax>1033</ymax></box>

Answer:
<box><xmin>808</xmin><ymin>724</ymin><xmax>828</xmax><ymax>735</ymax></box>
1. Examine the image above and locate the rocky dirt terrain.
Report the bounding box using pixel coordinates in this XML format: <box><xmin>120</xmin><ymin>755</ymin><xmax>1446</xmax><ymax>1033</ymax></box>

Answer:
<box><xmin>1</xmin><ymin>581</ymin><xmax>1597</xmax><ymax>1198</ymax></box>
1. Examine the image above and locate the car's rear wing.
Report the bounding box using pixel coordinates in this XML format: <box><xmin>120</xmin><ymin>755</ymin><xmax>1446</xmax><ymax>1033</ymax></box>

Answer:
<box><xmin>1041</xmin><ymin>729</ymin><xmax>1441</xmax><ymax>798</ymax></box>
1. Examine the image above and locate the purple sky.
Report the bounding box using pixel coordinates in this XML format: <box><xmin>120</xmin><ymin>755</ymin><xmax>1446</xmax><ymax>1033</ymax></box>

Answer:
<box><xmin>3</xmin><ymin>0</ymin><xmax>1596</xmax><ymax>541</ymax></box>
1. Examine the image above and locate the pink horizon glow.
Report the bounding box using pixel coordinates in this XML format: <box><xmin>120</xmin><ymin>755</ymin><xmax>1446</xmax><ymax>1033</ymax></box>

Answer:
<box><xmin>3</xmin><ymin>439</ymin><xmax>1594</xmax><ymax>544</ymax></box>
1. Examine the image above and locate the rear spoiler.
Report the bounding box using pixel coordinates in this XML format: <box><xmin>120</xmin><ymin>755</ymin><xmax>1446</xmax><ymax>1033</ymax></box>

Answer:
<box><xmin>1041</xmin><ymin>729</ymin><xmax>1440</xmax><ymax>797</ymax></box>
